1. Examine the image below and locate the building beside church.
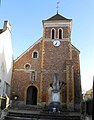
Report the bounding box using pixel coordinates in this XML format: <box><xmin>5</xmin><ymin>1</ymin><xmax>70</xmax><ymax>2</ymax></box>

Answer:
<box><xmin>11</xmin><ymin>13</ymin><xmax>82</xmax><ymax>110</ymax></box>
<box><xmin>83</xmin><ymin>88</ymin><xmax>93</xmax><ymax>100</ymax></box>
<box><xmin>0</xmin><ymin>21</ymin><xmax>13</xmax><ymax>108</ymax></box>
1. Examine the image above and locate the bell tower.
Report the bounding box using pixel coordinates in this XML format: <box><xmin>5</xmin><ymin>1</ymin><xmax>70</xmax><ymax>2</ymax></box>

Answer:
<box><xmin>42</xmin><ymin>13</ymin><xmax>72</xmax><ymax>42</ymax></box>
<box><xmin>42</xmin><ymin>13</ymin><xmax>75</xmax><ymax>110</ymax></box>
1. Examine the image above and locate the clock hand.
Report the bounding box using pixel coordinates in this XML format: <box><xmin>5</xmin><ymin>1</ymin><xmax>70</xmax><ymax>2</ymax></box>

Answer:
<box><xmin>55</xmin><ymin>42</ymin><xmax>57</xmax><ymax>45</ymax></box>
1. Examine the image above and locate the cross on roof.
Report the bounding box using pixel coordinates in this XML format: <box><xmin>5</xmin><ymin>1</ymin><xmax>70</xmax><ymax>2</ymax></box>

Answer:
<box><xmin>56</xmin><ymin>1</ymin><xmax>60</xmax><ymax>14</ymax></box>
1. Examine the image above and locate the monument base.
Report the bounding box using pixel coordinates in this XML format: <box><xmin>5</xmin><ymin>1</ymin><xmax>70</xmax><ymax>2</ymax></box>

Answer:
<box><xmin>49</xmin><ymin>102</ymin><xmax>60</xmax><ymax>112</ymax></box>
<box><xmin>52</xmin><ymin>91</ymin><xmax>60</xmax><ymax>102</ymax></box>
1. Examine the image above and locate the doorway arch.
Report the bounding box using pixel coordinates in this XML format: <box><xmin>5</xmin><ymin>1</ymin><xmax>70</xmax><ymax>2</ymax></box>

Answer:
<box><xmin>26</xmin><ymin>86</ymin><xmax>37</xmax><ymax>105</ymax></box>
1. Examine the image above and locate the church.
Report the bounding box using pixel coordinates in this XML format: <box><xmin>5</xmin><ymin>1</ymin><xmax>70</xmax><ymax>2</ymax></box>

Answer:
<box><xmin>11</xmin><ymin>12</ymin><xmax>82</xmax><ymax>110</ymax></box>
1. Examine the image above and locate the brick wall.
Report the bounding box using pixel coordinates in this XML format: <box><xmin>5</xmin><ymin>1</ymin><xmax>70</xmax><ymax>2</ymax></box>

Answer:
<box><xmin>11</xmin><ymin>39</ymin><xmax>81</xmax><ymax>105</ymax></box>
<box><xmin>72</xmin><ymin>47</ymin><xmax>82</xmax><ymax>104</ymax></box>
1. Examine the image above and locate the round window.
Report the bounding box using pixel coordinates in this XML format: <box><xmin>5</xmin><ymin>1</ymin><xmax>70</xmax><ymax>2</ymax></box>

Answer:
<box><xmin>24</xmin><ymin>63</ymin><xmax>31</xmax><ymax>70</ymax></box>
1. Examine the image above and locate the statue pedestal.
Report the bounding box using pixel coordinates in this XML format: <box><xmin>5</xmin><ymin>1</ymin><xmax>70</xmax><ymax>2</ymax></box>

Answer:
<box><xmin>49</xmin><ymin>90</ymin><xmax>60</xmax><ymax>112</ymax></box>
<box><xmin>52</xmin><ymin>91</ymin><xmax>60</xmax><ymax>102</ymax></box>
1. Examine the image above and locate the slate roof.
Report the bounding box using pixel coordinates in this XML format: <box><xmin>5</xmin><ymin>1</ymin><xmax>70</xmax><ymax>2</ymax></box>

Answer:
<box><xmin>45</xmin><ymin>13</ymin><xmax>72</xmax><ymax>21</ymax></box>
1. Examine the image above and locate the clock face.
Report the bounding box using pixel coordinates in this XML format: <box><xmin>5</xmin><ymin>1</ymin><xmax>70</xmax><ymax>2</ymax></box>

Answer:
<box><xmin>53</xmin><ymin>40</ymin><xmax>60</xmax><ymax>47</ymax></box>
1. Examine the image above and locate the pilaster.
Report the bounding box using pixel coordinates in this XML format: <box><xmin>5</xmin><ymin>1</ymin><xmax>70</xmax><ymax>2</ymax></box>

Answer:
<box><xmin>66</xmin><ymin>60</ymin><xmax>74</xmax><ymax>110</ymax></box>
<box><xmin>40</xmin><ymin>39</ymin><xmax>45</xmax><ymax>102</ymax></box>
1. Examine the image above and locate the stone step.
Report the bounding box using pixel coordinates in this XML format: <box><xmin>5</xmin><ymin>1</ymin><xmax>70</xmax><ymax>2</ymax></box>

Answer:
<box><xmin>4</xmin><ymin>110</ymin><xmax>81</xmax><ymax>120</ymax></box>
<box><xmin>4</xmin><ymin>116</ymin><xmax>35</xmax><ymax>120</ymax></box>
<box><xmin>10</xmin><ymin>102</ymin><xmax>42</xmax><ymax>111</ymax></box>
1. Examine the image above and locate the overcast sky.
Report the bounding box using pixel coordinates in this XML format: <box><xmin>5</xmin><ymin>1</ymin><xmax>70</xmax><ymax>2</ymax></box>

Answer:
<box><xmin>0</xmin><ymin>0</ymin><xmax>94</xmax><ymax>92</ymax></box>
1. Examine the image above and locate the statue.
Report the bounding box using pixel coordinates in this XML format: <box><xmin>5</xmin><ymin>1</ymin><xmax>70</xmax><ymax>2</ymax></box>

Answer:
<box><xmin>48</xmin><ymin>83</ymin><xmax>53</xmax><ymax>104</ymax></box>
<box><xmin>51</xmin><ymin>73</ymin><xmax>60</xmax><ymax>103</ymax></box>
<box><xmin>53</xmin><ymin>73</ymin><xmax>59</xmax><ymax>91</ymax></box>
<box><xmin>51</xmin><ymin>73</ymin><xmax>66</xmax><ymax>102</ymax></box>
<box><xmin>49</xmin><ymin>73</ymin><xmax>66</xmax><ymax>112</ymax></box>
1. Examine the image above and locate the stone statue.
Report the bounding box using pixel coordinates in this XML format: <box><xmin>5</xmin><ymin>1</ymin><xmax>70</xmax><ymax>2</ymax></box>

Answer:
<box><xmin>48</xmin><ymin>73</ymin><xmax>60</xmax><ymax>104</ymax></box>
<box><xmin>53</xmin><ymin>73</ymin><xmax>60</xmax><ymax>91</ymax></box>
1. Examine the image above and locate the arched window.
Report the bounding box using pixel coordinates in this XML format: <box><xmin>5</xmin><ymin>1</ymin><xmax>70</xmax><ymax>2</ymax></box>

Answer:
<box><xmin>58</xmin><ymin>28</ymin><xmax>63</xmax><ymax>39</ymax></box>
<box><xmin>51</xmin><ymin>28</ymin><xmax>56</xmax><ymax>39</ymax></box>
<box><xmin>52</xmin><ymin>29</ymin><xmax>55</xmax><ymax>39</ymax></box>
<box><xmin>33</xmin><ymin>52</ymin><xmax>37</xmax><ymax>58</ymax></box>
<box><xmin>32</xmin><ymin>51</ymin><xmax>39</xmax><ymax>59</ymax></box>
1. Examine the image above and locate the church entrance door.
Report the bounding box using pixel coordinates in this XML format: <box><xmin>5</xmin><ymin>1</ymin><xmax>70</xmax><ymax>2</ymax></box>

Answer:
<box><xmin>26</xmin><ymin>86</ymin><xmax>37</xmax><ymax>105</ymax></box>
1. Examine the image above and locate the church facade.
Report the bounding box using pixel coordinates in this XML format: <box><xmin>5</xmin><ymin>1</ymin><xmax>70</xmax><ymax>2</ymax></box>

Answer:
<box><xmin>11</xmin><ymin>13</ymin><xmax>82</xmax><ymax>110</ymax></box>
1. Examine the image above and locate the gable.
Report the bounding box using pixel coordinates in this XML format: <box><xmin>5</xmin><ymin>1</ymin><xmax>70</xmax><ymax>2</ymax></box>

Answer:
<box><xmin>14</xmin><ymin>37</ymin><xmax>42</xmax><ymax>63</ymax></box>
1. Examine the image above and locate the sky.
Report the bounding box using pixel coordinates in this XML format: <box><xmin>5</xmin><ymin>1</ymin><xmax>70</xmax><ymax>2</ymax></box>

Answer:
<box><xmin>0</xmin><ymin>0</ymin><xmax>94</xmax><ymax>92</ymax></box>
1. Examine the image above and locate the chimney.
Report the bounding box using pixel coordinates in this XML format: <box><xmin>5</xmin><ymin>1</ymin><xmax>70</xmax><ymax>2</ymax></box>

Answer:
<box><xmin>3</xmin><ymin>20</ymin><xmax>11</xmax><ymax>32</ymax></box>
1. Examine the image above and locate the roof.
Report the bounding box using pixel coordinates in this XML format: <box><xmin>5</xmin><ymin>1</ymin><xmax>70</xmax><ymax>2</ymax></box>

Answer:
<box><xmin>72</xmin><ymin>44</ymin><xmax>80</xmax><ymax>53</ymax></box>
<box><xmin>15</xmin><ymin>37</ymin><xmax>42</xmax><ymax>62</ymax></box>
<box><xmin>44</xmin><ymin>13</ymin><xmax>72</xmax><ymax>21</ymax></box>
